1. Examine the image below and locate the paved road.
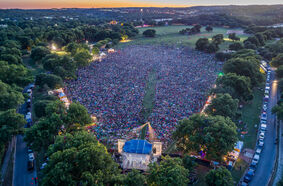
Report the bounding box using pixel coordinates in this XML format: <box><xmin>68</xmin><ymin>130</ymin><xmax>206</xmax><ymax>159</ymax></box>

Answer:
<box><xmin>250</xmin><ymin>70</ymin><xmax>278</xmax><ymax>186</ymax></box>
<box><xmin>13</xmin><ymin>84</ymin><xmax>37</xmax><ymax>186</ymax></box>
<box><xmin>14</xmin><ymin>135</ymin><xmax>37</xmax><ymax>186</ymax></box>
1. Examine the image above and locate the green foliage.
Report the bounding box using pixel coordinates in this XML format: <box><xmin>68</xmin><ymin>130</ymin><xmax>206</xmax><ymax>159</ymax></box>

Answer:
<box><xmin>196</xmin><ymin>38</ymin><xmax>219</xmax><ymax>53</ymax></box>
<box><xmin>33</xmin><ymin>100</ymin><xmax>52</xmax><ymax>118</ymax></box>
<box><xmin>30</xmin><ymin>46</ymin><xmax>51</xmax><ymax>62</ymax></box>
<box><xmin>228</xmin><ymin>33</ymin><xmax>240</xmax><ymax>41</ymax></box>
<box><xmin>124</xmin><ymin>170</ymin><xmax>146</xmax><ymax>186</ymax></box>
<box><xmin>42</xmin><ymin>131</ymin><xmax>119</xmax><ymax>186</ymax></box>
<box><xmin>276</xmin><ymin>66</ymin><xmax>283</xmax><ymax>79</ymax></box>
<box><xmin>206</xmin><ymin>26</ymin><xmax>213</xmax><ymax>32</ymax></box>
<box><xmin>214</xmin><ymin>73</ymin><xmax>253</xmax><ymax>101</ymax></box>
<box><xmin>212</xmin><ymin>34</ymin><xmax>224</xmax><ymax>45</ymax></box>
<box><xmin>147</xmin><ymin>156</ymin><xmax>189</xmax><ymax>186</ymax></box>
<box><xmin>143</xmin><ymin>29</ymin><xmax>156</xmax><ymax>37</ymax></box>
<box><xmin>271</xmin><ymin>53</ymin><xmax>283</xmax><ymax>67</ymax></box>
<box><xmin>74</xmin><ymin>49</ymin><xmax>92</xmax><ymax>68</ymax></box>
<box><xmin>229</xmin><ymin>42</ymin><xmax>243</xmax><ymax>51</ymax></box>
<box><xmin>173</xmin><ymin>114</ymin><xmax>238</xmax><ymax>160</ymax></box>
<box><xmin>0</xmin><ymin>109</ymin><xmax>26</xmax><ymax>144</ymax></box>
<box><xmin>0</xmin><ymin>60</ymin><xmax>33</xmax><ymax>87</ymax></box>
<box><xmin>223</xmin><ymin>57</ymin><xmax>263</xmax><ymax>87</ymax></box>
<box><xmin>25</xmin><ymin>113</ymin><xmax>64</xmax><ymax>152</ymax></box>
<box><xmin>205</xmin><ymin>93</ymin><xmax>239</xmax><ymax>119</ymax></box>
<box><xmin>0</xmin><ymin>80</ymin><xmax>24</xmax><ymax>111</ymax></box>
<box><xmin>35</xmin><ymin>73</ymin><xmax>63</xmax><ymax>90</ymax></box>
<box><xmin>182</xmin><ymin>155</ymin><xmax>196</xmax><ymax>171</ymax></box>
<box><xmin>66</xmin><ymin>102</ymin><xmax>92</xmax><ymax>127</ymax></box>
<box><xmin>272</xmin><ymin>102</ymin><xmax>283</xmax><ymax>121</ymax></box>
<box><xmin>205</xmin><ymin>167</ymin><xmax>234</xmax><ymax>186</ymax></box>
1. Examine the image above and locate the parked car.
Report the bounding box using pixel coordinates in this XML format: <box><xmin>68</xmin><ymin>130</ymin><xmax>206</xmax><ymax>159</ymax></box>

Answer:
<box><xmin>261</xmin><ymin>113</ymin><xmax>267</xmax><ymax>121</ymax></box>
<box><xmin>28</xmin><ymin>153</ymin><xmax>34</xmax><ymax>161</ymax></box>
<box><xmin>27</xmin><ymin>160</ymin><xmax>34</xmax><ymax>171</ymax></box>
<box><xmin>244</xmin><ymin>169</ymin><xmax>255</xmax><ymax>183</ymax></box>
<box><xmin>263</xmin><ymin>104</ymin><xmax>268</xmax><ymax>111</ymax></box>
<box><xmin>260</xmin><ymin>124</ymin><xmax>267</xmax><ymax>131</ymax></box>
<box><xmin>252</xmin><ymin>154</ymin><xmax>260</xmax><ymax>164</ymax></box>
<box><xmin>259</xmin><ymin>132</ymin><xmax>265</xmax><ymax>140</ymax></box>
<box><xmin>27</xmin><ymin>148</ymin><xmax>33</xmax><ymax>154</ymax></box>
<box><xmin>255</xmin><ymin>147</ymin><xmax>262</xmax><ymax>155</ymax></box>
<box><xmin>258</xmin><ymin>139</ymin><xmax>264</xmax><ymax>147</ymax></box>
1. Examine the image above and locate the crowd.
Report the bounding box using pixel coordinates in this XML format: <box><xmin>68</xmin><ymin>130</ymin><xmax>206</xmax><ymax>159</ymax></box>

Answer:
<box><xmin>65</xmin><ymin>45</ymin><xmax>221</xmax><ymax>147</ymax></box>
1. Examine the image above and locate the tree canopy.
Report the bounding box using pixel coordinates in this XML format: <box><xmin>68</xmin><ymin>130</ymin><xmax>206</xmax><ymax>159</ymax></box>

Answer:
<box><xmin>42</xmin><ymin>131</ymin><xmax>119</xmax><ymax>186</ymax></box>
<box><xmin>147</xmin><ymin>156</ymin><xmax>189</xmax><ymax>186</ymax></box>
<box><xmin>205</xmin><ymin>93</ymin><xmax>239</xmax><ymax>119</ymax></box>
<box><xmin>173</xmin><ymin>114</ymin><xmax>238</xmax><ymax>160</ymax></box>
<box><xmin>205</xmin><ymin>167</ymin><xmax>234</xmax><ymax>186</ymax></box>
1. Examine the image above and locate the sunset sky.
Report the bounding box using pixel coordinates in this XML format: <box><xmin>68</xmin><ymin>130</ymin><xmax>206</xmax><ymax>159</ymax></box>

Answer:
<box><xmin>0</xmin><ymin>0</ymin><xmax>282</xmax><ymax>9</ymax></box>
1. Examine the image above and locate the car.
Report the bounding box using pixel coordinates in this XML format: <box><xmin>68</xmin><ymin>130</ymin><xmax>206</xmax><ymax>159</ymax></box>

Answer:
<box><xmin>263</xmin><ymin>104</ymin><xmax>268</xmax><ymax>111</ymax></box>
<box><xmin>28</xmin><ymin>153</ymin><xmax>34</xmax><ymax>161</ymax></box>
<box><xmin>259</xmin><ymin>132</ymin><xmax>265</xmax><ymax>140</ymax></box>
<box><xmin>27</xmin><ymin>160</ymin><xmax>34</xmax><ymax>171</ymax></box>
<box><xmin>241</xmin><ymin>181</ymin><xmax>248</xmax><ymax>186</ymax></box>
<box><xmin>250</xmin><ymin>161</ymin><xmax>257</xmax><ymax>170</ymax></box>
<box><xmin>252</xmin><ymin>154</ymin><xmax>260</xmax><ymax>164</ymax></box>
<box><xmin>258</xmin><ymin>139</ymin><xmax>264</xmax><ymax>147</ymax></box>
<box><xmin>260</xmin><ymin>124</ymin><xmax>267</xmax><ymax>131</ymax></box>
<box><xmin>27</xmin><ymin>148</ymin><xmax>33</xmax><ymax>154</ymax></box>
<box><xmin>40</xmin><ymin>162</ymin><xmax>47</xmax><ymax>170</ymax></box>
<box><xmin>244</xmin><ymin>170</ymin><xmax>255</xmax><ymax>183</ymax></box>
<box><xmin>255</xmin><ymin>147</ymin><xmax>262</xmax><ymax>154</ymax></box>
<box><xmin>261</xmin><ymin>119</ymin><xmax>267</xmax><ymax>124</ymax></box>
<box><xmin>261</xmin><ymin>113</ymin><xmax>267</xmax><ymax>121</ymax></box>
<box><xmin>264</xmin><ymin>95</ymin><xmax>269</xmax><ymax>103</ymax></box>
<box><xmin>265</xmin><ymin>89</ymin><xmax>269</xmax><ymax>94</ymax></box>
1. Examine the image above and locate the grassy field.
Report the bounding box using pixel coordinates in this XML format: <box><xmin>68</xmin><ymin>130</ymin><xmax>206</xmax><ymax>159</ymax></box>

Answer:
<box><xmin>117</xmin><ymin>25</ymin><xmax>249</xmax><ymax>50</ymax></box>
<box><xmin>231</xmin><ymin>88</ymin><xmax>264</xmax><ymax>182</ymax></box>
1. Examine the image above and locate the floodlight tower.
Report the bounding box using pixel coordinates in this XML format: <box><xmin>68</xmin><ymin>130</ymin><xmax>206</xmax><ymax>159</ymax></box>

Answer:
<box><xmin>140</xmin><ymin>8</ymin><xmax>144</xmax><ymax>26</ymax></box>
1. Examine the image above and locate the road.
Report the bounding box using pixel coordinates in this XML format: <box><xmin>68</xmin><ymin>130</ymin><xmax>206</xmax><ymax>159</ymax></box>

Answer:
<box><xmin>249</xmin><ymin>70</ymin><xmax>278</xmax><ymax>186</ymax></box>
<box><xmin>14</xmin><ymin>135</ymin><xmax>37</xmax><ymax>186</ymax></box>
<box><xmin>13</xmin><ymin>84</ymin><xmax>37</xmax><ymax>186</ymax></box>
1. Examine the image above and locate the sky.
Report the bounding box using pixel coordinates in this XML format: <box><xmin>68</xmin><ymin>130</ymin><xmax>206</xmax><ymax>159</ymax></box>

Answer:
<box><xmin>0</xmin><ymin>0</ymin><xmax>283</xmax><ymax>9</ymax></box>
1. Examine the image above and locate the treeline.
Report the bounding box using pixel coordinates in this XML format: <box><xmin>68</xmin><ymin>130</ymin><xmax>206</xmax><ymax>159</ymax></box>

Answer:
<box><xmin>0</xmin><ymin>29</ymin><xmax>34</xmax><ymax>164</ymax></box>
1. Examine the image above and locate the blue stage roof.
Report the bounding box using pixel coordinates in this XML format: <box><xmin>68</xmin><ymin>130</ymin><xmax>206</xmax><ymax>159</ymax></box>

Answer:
<box><xmin>123</xmin><ymin>139</ymin><xmax>152</xmax><ymax>154</ymax></box>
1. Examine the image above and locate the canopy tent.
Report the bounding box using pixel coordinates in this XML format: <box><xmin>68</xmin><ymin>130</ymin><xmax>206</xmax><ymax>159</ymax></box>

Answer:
<box><xmin>123</xmin><ymin>139</ymin><xmax>152</xmax><ymax>154</ymax></box>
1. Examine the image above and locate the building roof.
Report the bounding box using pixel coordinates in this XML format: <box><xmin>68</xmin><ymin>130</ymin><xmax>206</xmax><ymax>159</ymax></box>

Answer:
<box><xmin>123</xmin><ymin>139</ymin><xmax>152</xmax><ymax>154</ymax></box>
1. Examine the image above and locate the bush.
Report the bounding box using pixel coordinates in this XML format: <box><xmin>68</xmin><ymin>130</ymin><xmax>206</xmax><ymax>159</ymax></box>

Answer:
<box><xmin>35</xmin><ymin>73</ymin><xmax>63</xmax><ymax>89</ymax></box>
<box><xmin>143</xmin><ymin>29</ymin><xmax>156</xmax><ymax>37</ymax></box>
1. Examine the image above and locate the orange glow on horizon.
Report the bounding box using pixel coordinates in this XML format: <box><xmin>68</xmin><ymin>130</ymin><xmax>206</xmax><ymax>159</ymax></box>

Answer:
<box><xmin>0</xmin><ymin>0</ymin><xmax>194</xmax><ymax>9</ymax></box>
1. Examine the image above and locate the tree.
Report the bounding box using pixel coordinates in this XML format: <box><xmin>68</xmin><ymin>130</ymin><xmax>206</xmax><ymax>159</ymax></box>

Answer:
<box><xmin>276</xmin><ymin>66</ymin><xmax>283</xmax><ymax>79</ymax></box>
<box><xmin>214</xmin><ymin>73</ymin><xmax>252</xmax><ymax>101</ymax></box>
<box><xmin>212</xmin><ymin>34</ymin><xmax>224</xmax><ymax>45</ymax></box>
<box><xmin>33</xmin><ymin>100</ymin><xmax>52</xmax><ymax>118</ymax></box>
<box><xmin>206</xmin><ymin>26</ymin><xmax>213</xmax><ymax>32</ymax></box>
<box><xmin>143</xmin><ymin>29</ymin><xmax>156</xmax><ymax>37</ymax></box>
<box><xmin>42</xmin><ymin>131</ymin><xmax>119</xmax><ymax>185</ymax></box>
<box><xmin>205</xmin><ymin>167</ymin><xmax>234</xmax><ymax>186</ymax></box>
<box><xmin>65</xmin><ymin>102</ymin><xmax>92</xmax><ymax>128</ymax></box>
<box><xmin>271</xmin><ymin>53</ymin><xmax>283</xmax><ymax>67</ymax></box>
<box><xmin>0</xmin><ymin>109</ymin><xmax>26</xmax><ymax>144</ymax></box>
<box><xmin>228</xmin><ymin>33</ymin><xmax>240</xmax><ymax>41</ymax></box>
<box><xmin>30</xmin><ymin>46</ymin><xmax>51</xmax><ymax>62</ymax></box>
<box><xmin>0</xmin><ymin>80</ymin><xmax>24</xmax><ymax>111</ymax></box>
<box><xmin>74</xmin><ymin>49</ymin><xmax>92</xmax><ymax>68</ymax></box>
<box><xmin>124</xmin><ymin>170</ymin><xmax>146</xmax><ymax>186</ymax></box>
<box><xmin>205</xmin><ymin>93</ymin><xmax>239</xmax><ymax>119</ymax></box>
<box><xmin>35</xmin><ymin>73</ymin><xmax>63</xmax><ymax>89</ymax></box>
<box><xmin>272</xmin><ymin>103</ymin><xmax>283</xmax><ymax>121</ymax></box>
<box><xmin>147</xmin><ymin>156</ymin><xmax>189</xmax><ymax>186</ymax></box>
<box><xmin>65</xmin><ymin>42</ymin><xmax>79</xmax><ymax>56</ymax></box>
<box><xmin>229</xmin><ymin>42</ymin><xmax>243</xmax><ymax>51</ymax></box>
<box><xmin>215</xmin><ymin>52</ymin><xmax>232</xmax><ymax>62</ymax></box>
<box><xmin>196</xmin><ymin>38</ymin><xmax>209</xmax><ymax>51</ymax></box>
<box><xmin>182</xmin><ymin>155</ymin><xmax>196</xmax><ymax>171</ymax></box>
<box><xmin>24</xmin><ymin>113</ymin><xmax>64</xmax><ymax>152</ymax></box>
<box><xmin>223</xmin><ymin>57</ymin><xmax>264</xmax><ymax>87</ymax></box>
<box><xmin>173</xmin><ymin>114</ymin><xmax>238</xmax><ymax>160</ymax></box>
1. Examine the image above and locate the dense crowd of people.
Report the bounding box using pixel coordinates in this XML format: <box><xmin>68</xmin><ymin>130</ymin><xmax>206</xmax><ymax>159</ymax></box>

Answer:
<box><xmin>65</xmin><ymin>45</ymin><xmax>221</xmax><ymax>147</ymax></box>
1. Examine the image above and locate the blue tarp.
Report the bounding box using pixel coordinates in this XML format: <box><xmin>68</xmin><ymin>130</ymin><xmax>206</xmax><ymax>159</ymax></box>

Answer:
<box><xmin>123</xmin><ymin>140</ymin><xmax>152</xmax><ymax>154</ymax></box>
<box><xmin>59</xmin><ymin>92</ymin><xmax>65</xmax><ymax>97</ymax></box>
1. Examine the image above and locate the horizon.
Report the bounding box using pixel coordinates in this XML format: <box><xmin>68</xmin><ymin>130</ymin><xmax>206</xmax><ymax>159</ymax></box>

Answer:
<box><xmin>0</xmin><ymin>0</ymin><xmax>283</xmax><ymax>9</ymax></box>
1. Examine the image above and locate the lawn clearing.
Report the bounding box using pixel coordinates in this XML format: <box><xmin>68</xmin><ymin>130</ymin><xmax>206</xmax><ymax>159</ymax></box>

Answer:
<box><xmin>116</xmin><ymin>25</ymin><xmax>249</xmax><ymax>50</ymax></box>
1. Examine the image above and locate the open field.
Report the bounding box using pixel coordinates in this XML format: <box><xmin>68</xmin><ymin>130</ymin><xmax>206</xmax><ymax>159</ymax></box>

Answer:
<box><xmin>231</xmin><ymin>88</ymin><xmax>264</xmax><ymax>182</ymax></box>
<box><xmin>117</xmin><ymin>25</ymin><xmax>249</xmax><ymax>50</ymax></box>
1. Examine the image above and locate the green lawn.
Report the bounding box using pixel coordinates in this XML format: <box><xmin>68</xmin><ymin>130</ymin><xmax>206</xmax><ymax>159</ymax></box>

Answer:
<box><xmin>116</xmin><ymin>26</ymin><xmax>249</xmax><ymax>50</ymax></box>
<box><xmin>240</xmin><ymin>89</ymin><xmax>264</xmax><ymax>149</ymax></box>
<box><xmin>231</xmin><ymin>88</ymin><xmax>264</xmax><ymax>182</ymax></box>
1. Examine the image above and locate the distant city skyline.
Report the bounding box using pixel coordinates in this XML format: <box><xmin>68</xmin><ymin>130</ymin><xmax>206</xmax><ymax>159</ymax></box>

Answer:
<box><xmin>0</xmin><ymin>0</ymin><xmax>283</xmax><ymax>9</ymax></box>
